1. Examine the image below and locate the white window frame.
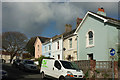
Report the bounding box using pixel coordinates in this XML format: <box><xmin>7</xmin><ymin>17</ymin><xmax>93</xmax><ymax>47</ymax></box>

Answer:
<box><xmin>86</xmin><ymin>30</ymin><xmax>95</xmax><ymax>48</ymax></box>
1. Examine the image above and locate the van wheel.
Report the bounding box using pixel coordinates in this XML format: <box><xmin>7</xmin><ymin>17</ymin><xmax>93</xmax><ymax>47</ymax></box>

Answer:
<box><xmin>59</xmin><ymin>76</ymin><xmax>65</xmax><ymax>80</ymax></box>
<box><xmin>41</xmin><ymin>72</ymin><xmax>45</xmax><ymax>79</ymax></box>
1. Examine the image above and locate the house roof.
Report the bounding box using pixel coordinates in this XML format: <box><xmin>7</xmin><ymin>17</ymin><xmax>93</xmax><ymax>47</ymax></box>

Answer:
<box><xmin>51</xmin><ymin>29</ymin><xmax>77</xmax><ymax>41</ymax></box>
<box><xmin>29</xmin><ymin>36</ymin><xmax>50</xmax><ymax>47</ymax></box>
<box><xmin>63</xmin><ymin>29</ymin><xmax>76</xmax><ymax>39</ymax></box>
<box><xmin>89</xmin><ymin>11</ymin><xmax>120</xmax><ymax>27</ymax></box>
<box><xmin>75</xmin><ymin>11</ymin><xmax>120</xmax><ymax>34</ymax></box>
<box><xmin>52</xmin><ymin>34</ymin><xmax>63</xmax><ymax>41</ymax></box>
<box><xmin>38</xmin><ymin>36</ymin><xmax>50</xmax><ymax>43</ymax></box>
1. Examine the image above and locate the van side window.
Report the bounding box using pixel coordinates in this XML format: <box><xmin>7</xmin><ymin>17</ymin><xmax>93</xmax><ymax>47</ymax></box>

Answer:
<box><xmin>54</xmin><ymin>60</ymin><xmax>61</xmax><ymax>70</ymax></box>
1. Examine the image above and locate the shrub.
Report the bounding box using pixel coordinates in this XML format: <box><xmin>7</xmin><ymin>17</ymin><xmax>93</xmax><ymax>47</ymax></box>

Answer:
<box><xmin>38</xmin><ymin>56</ymin><xmax>53</xmax><ymax>67</ymax></box>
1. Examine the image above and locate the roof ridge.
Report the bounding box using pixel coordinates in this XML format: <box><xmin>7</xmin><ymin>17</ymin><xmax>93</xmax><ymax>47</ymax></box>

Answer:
<box><xmin>89</xmin><ymin>11</ymin><xmax>120</xmax><ymax>22</ymax></box>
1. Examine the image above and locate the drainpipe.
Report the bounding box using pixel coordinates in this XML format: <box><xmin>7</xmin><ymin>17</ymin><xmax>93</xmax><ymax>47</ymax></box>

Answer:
<box><xmin>62</xmin><ymin>35</ymin><xmax>64</xmax><ymax>60</ymax></box>
<box><xmin>77</xmin><ymin>35</ymin><xmax>78</xmax><ymax>61</ymax></box>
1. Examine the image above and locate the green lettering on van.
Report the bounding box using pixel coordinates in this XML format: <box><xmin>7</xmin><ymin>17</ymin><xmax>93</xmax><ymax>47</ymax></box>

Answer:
<box><xmin>42</xmin><ymin>60</ymin><xmax>48</xmax><ymax>68</ymax></box>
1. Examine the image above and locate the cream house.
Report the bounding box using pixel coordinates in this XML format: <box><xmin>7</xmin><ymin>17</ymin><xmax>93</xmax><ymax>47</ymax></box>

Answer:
<box><xmin>63</xmin><ymin>29</ymin><xmax>77</xmax><ymax>61</ymax></box>
<box><xmin>63</xmin><ymin>19</ymin><xmax>82</xmax><ymax>61</ymax></box>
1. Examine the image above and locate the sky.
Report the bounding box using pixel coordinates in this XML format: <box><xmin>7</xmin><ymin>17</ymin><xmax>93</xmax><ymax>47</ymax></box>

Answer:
<box><xmin>2</xmin><ymin>1</ymin><xmax>119</xmax><ymax>38</ymax></box>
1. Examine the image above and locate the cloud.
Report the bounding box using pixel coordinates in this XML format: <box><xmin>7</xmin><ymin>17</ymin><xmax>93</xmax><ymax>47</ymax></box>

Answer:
<box><xmin>2</xmin><ymin>2</ymin><xmax>85</xmax><ymax>37</ymax></box>
<box><xmin>2</xmin><ymin>2</ymin><xmax>118</xmax><ymax>37</ymax></box>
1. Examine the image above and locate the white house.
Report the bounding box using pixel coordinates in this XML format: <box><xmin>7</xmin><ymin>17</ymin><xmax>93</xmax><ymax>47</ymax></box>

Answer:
<box><xmin>51</xmin><ymin>35</ymin><xmax>63</xmax><ymax>60</ymax></box>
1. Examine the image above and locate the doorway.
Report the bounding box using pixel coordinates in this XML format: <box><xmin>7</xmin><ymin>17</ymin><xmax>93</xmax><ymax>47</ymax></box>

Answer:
<box><xmin>87</xmin><ymin>53</ymin><xmax>93</xmax><ymax>60</ymax></box>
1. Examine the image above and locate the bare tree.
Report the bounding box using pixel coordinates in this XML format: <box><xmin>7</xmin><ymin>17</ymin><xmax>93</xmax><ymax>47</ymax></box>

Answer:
<box><xmin>2</xmin><ymin>32</ymin><xmax>28</xmax><ymax>63</ymax></box>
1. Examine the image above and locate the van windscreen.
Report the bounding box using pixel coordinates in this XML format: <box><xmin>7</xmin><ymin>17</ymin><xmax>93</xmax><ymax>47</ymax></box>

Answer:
<box><xmin>60</xmin><ymin>61</ymin><xmax>79</xmax><ymax>70</ymax></box>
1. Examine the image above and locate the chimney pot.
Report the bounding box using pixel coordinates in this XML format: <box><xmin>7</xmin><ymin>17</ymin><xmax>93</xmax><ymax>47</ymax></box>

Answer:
<box><xmin>98</xmin><ymin>8</ymin><xmax>104</xmax><ymax>12</ymax></box>
<box><xmin>97</xmin><ymin>7</ymin><xmax>106</xmax><ymax>16</ymax></box>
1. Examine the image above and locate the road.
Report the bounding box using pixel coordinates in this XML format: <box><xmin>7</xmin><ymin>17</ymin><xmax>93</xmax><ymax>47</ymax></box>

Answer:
<box><xmin>2</xmin><ymin>63</ymin><xmax>52</xmax><ymax>80</ymax></box>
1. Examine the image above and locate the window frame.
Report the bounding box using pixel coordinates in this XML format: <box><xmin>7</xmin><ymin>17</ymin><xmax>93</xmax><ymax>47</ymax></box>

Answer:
<box><xmin>86</xmin><ymin>30</ymin><xmax>94</xmax><ymax>48</ymax></box>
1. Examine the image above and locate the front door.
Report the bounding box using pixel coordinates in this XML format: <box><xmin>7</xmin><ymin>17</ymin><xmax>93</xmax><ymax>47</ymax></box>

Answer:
<box><xmin>58</xmin><ymin>55</ymin><xmax>60</xmax><ymax>60</ymax></box>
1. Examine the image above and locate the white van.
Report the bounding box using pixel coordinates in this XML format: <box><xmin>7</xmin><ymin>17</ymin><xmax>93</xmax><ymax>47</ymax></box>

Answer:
<box><xmin>40</xmin><ymin>59</ymin><xmax>84</xmax><ymax>80</ymax></box>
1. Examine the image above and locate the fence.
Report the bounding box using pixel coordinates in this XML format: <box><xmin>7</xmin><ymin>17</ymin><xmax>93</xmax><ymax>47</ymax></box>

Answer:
<box><xmin>74</xmin><ymin>60</ymin><xmax>118</xmax><ymax>79</ymax></box>
<box><xmin>95</xmin><ymin>61</ymin><xmax>112</xmax><ymax>78</ymax></box>
<box><xmin>74</xmin><ymin>60</ymin><xmax>90</xmax><ymax>74</ymax></box>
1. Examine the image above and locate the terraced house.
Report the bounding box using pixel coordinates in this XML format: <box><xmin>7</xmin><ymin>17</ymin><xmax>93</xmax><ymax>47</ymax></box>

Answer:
<box><xmin>42</xmin><ymin>39</ymin><xmax>52</xmax><ymax>57</ymax></box>
<box><xmin>75</xmin><ymin>8</ymin><xmax>120</xmax><ymax>61</ymax></box>
<box><xmin>51</xmin><ymin>34</ymin><xmax>63</xmax><ymax>60</ymax></box>
<box><xmin>34</xmin><ymin>37</ymin><xmax>50</xmax><ymax>58</ymax></box>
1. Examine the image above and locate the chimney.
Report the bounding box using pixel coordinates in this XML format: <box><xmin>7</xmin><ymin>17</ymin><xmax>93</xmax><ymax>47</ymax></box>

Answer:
<box><xmin>76</xmin><ymin>18</ymin><xmax>82</xmax><ymax>28</ymax></box>
<box><xmin>65</xmin><ymin>24</ymin><xmax>72</xmax><ymax>32</ymax></box>
<box><xmin>97</xmin><ymin>7</ymin><xmax>106</xmax><ymax>16</ymax></box>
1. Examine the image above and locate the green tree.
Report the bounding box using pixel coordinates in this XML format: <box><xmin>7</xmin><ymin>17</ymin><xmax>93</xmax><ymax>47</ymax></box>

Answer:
<box><xmin>26</xmin><ymin>37</ymin><xmax>37</xmax><ymax>57</ymax></box>
<box><xmin>2</xmin><ymin>32</ymin><xmax>28</xmax><ymax>63</ymax></box>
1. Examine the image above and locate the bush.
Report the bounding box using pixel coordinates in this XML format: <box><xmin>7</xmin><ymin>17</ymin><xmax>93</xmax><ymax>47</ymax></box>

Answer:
<box><xmin>38</xmin><ymin>56</ymin><xmax>53</xmax><ymax>67</ymax></box>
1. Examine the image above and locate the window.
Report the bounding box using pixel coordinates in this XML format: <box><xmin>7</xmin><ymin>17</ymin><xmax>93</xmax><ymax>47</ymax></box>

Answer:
<box><xmin>54</xmin><ymin>60</ymin><xmax>61</xmax><ymax>70</ymax></box>
<box><xmin>49</xmin><ymin>45</ymin><xmax>51</xmax><ymax>50</ymax></box>
<box><xmin>88</xmin><ymin>31</ymin><xmax>93</xmax><ymax>45</ymax></box>
<box><xmin>86</xmin><ymin>30</ymin><xmax>94</xmax><ymax>47</ymax></box>
<box><xmin>69</xmin><ymin>38</ymin><xmax>72</xmax><ymax>48</ymax></box>
<box><xmin>60</xmin><ymin>61</ymin><xmax>79</xmax><ymax>70</ymax></box>
<box><xmin>45</xmin><ymin>46</ymin><xmax>47</xmax><ymax>51</ymax></box>
<box><xmin>38</xmin><ymin>45</ymin><xmax>39</xmax><ymax>51</ymax></box>
<box><xmin>57</xmin><ymin>41</ymin><xmax>59</xmax><ymax>49</ymax></box>
<box><xmin>49</xmin><ymin>53</ymin><xmax>51</xmax><ymax>56</ymax></box>
<box><xmin>87</xmin><ymin>53</ymin><xmax>93</xmax><ymax>60</ymax></box>
<box><xmin>58</xmin><ymin>54</ymin><xmax>60</xmax><ymax>59</ymax></box>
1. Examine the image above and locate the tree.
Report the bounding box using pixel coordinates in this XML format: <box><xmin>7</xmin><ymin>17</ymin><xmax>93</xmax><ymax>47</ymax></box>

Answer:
<box><xmin>2</xmin><ymin>32</ymin><xmax>28</xmax><ymax>63</ymax></box>
<box><xmin>26</xmin><ymin>37</ymin><xmax>37</xmax><ymax>57</ymax></box>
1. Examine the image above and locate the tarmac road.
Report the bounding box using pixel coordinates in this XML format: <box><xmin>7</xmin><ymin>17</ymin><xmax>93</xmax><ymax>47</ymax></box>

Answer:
<box><xmin>2</xmin><ymin>63</ymin><xmax>52</xmax><ymax>80</ymax></box>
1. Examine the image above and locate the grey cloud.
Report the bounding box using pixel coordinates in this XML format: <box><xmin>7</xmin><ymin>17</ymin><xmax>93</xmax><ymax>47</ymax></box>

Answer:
<box><xmin>2</xmin><ymin>2</ymin><xmax>118</xmax><ymax>37</ymax></box>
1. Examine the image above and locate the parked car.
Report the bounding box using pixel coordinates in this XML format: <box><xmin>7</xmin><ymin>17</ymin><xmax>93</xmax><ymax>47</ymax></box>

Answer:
<box><xmin>0</xmin><ymin>59</ymin><xmax>6</xmax><ymax>63</ymax></box>
<box><xmin>1</xmin><ymin>70</ymin><xmax>8</xmax><ymax>80</ymax></box>
<box><xmin>19</xmin><ymin>59</ymin><xmax>38</xmax><ymax>71</ymax></box>
<box><xmin>12</xmin><ymin>59</ymin><xmax>22</xmax><ymax>68</ymax></box>
<box><xmin>40</xmin><ymin>59</ymin><xmax>84</xmax><ymax>80</ymax></box>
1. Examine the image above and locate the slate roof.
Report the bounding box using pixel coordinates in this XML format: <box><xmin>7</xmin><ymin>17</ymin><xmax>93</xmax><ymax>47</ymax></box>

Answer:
<box><xmin>63</xmin><ymin>29</ymin><xmax>76</xmax><ymax>39</ymax></box>
<box><xmin>27</xmin><ymin>36</ymin><xmax>50</xmax><ymax>47</ymax></box>
<box><xmin>51</xmin><ymin>29</ymin><xmax>77</xmax><ymax>41</ymax></box>
<box><xmin>38</xmin><ymin>36</ymin><xmax>50</xmax><ymax>43</ymax></box>
<box><xmin>52</xmin><ymin>34</ymin><xmax>63</xmax><ymax>41</ymax></box>
<box><xmin>89</xmin><ymin>11</ymin><xmax>120</xmax><ymax>29</ymax></box>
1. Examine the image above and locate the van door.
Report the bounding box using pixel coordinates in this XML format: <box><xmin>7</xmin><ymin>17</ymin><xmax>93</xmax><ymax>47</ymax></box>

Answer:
<box><xmin>52</xmin><ymin>60</ymin><xmax>62</xmax><ymax>78</ymax></box>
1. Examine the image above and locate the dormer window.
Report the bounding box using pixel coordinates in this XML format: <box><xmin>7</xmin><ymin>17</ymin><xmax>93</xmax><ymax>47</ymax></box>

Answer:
<box><xmin>86</xmin><ymin>30</ymin><xmax>94</xmax><ymax>47</ymax></box>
